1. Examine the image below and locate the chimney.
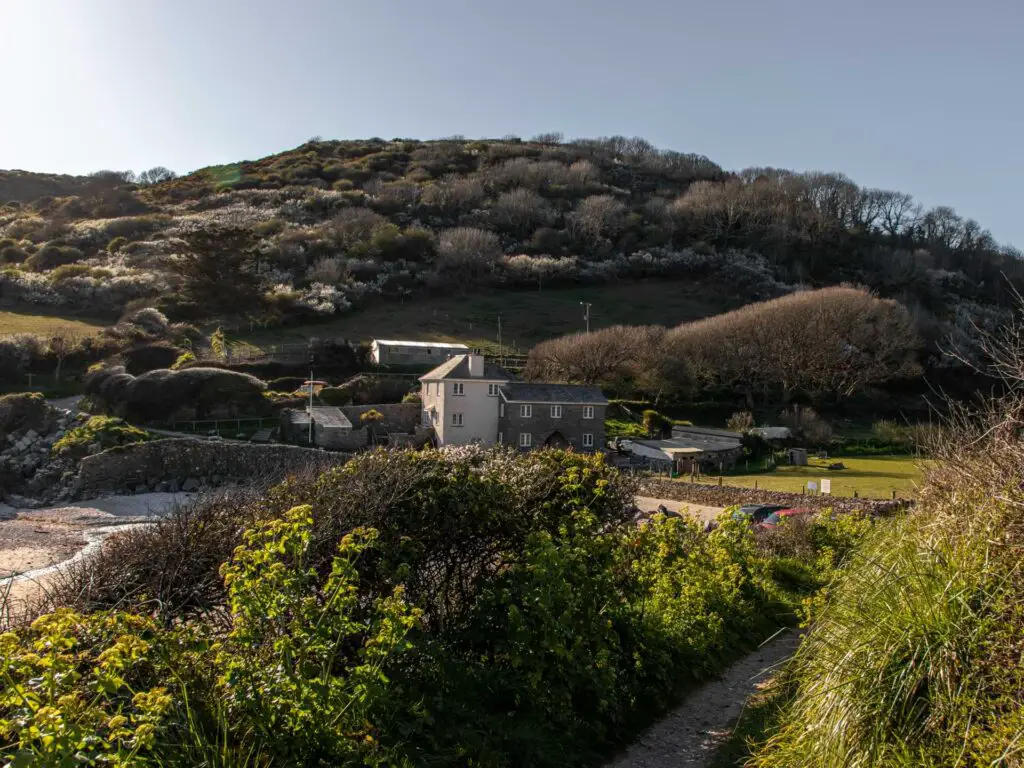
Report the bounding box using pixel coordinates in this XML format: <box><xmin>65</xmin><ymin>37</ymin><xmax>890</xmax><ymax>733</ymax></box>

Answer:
<box><xmin>467</xmin><ymin>354</ymin><xmax>484</xmax><ymax>377</ymax></box>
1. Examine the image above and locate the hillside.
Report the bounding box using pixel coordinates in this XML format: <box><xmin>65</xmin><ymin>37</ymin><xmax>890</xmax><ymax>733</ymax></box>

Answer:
<box><xmin>1</xmin><ymin>135</ymin><xmax>1019</xmax><ymax>364</ymax></box>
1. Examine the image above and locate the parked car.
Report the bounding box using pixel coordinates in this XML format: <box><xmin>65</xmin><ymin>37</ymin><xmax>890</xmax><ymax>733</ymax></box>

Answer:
<box><xmin>733</xmin><ymin>504</ymin><xmax>788</xmax><ymax>523</ymax></box>
<box><xmin>757</xmin><ymin>508</ymin><xmax>812</xmax><ymax>528</ymax></box>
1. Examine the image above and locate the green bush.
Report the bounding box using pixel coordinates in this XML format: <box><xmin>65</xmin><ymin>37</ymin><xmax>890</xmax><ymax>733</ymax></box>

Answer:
<box><xmin>5</xmin><ymin>448</ymin><xmax>852</xmax><ymax>767</ymax></box>
<box><xmin>0</xmin><ymin>392</ymin><xmax>49</xmax><ymax>437</ymax></box>
<box><xmin>53</xmin><ymin>415</ymin><xmax>150</xmax><ymax>457</ymax></box>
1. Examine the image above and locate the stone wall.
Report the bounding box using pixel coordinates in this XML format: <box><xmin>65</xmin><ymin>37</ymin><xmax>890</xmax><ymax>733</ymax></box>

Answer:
<box><xmin>640</xmin><ymin>477</ymin><xmax>911</xmax><ymax>515</ymax></box>
<box><xmin>499</xmin><ymin>403</ymin><xmax>606</xmax><ymax>452</ymax></box>
<box><xmin>73</xmin><ymin>438</ymin><xmax>350</xmax><ymax>498</ymax></box>
<box><xmin>340</xmin><ymin>403</ymin><xmax>420</xmax><ymax>433</ymax></box>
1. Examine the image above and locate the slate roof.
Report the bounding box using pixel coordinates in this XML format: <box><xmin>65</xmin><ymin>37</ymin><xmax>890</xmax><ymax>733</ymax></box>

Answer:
<box><xmin>499</xmin><ymin>383</ymin><xmax>608</xmax><ymax>405</ymax></box>
<box><xmin>419</xmin><ymin>354</ymin><xmax>512</xmax><ymax>381</ymax></box>
<box><xmin>660</xmin><ymin>429</ymin><xmax>742</xmax><ymax>452</ymax></box>
<box><xmin>309</xmin><ymin>406</ymin><xmax>353</xmax><ymax>430</ymax></box>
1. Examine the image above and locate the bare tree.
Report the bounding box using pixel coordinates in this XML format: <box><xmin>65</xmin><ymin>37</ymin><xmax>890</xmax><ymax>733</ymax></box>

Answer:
<box><xmin>525</xmin><ymin>325</ymin><xmax>664</xmax><ymax>385</ymax></box>
<box><xmin>437</xmin><ymin>227</ymin><xmax>502</xmax><ymax>280</ymax></box>
<box><xmin>491</xmin><ymin>188</ymin><xmax>551</xmax><ymax>235</ymax></box>
<box><xmin>136</xmin><ymin>166</ymin><xmax>177</xmax><ymax>185</ymax></box>
<box><xmin>568</xmin><ymin>195</ymin><xmax>627</xmax><ymax>241</ymax></box>
<box><xmin>48</xmin><ymin>331</ymin><xmax>80</xmax><ymax>383</ymax></box>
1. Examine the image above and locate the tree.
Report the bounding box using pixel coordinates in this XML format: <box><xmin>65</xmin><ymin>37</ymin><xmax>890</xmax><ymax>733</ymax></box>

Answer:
<box><xmin>171</xmin><ymin>228</ymin><xmax>263</xmax><ymax>306</ymax></box>
<box><xmin>48</xmin><ymin>331</ymin><xmax>79</xmax><ymax>383</ymax></box>
<box><xmin>525</xmin><ymin>325</ymin><xmax>664</xmax><ymax>385</ymax></box>
<box><xmin>136</xmin><ymin>166</ymin><xmax>177</xmax><ymax>185</ymax></box>
<box><xmin>569</xmin><ymin>195</ymin><xmax>627</xmax><ymax>242</ymax></box>
<box><xmin>436</xmin><ymin>227</ymin><xmax>502</xmax><ymax>281</ymax></box>
<box><xmin>491</xmin><ymin>188</ymin><xmax>551</xmax><ymax>236</ymax></box>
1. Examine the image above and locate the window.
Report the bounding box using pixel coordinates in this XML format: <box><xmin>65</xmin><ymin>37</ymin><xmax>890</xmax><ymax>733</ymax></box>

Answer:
<box><xmin>520</xmin><ymin>404</ymin><xmax>532</xmax><ymax>418</ymax></box>
<box><xmin>550</xmin><ymin>405</ymin><xmax>562</xmax><ymax>419</ymax></box>
<box><xmin>488</xmin><ymin>383</ymin><xmax>500</xmax><ymax>396</ymax></box>
<box><xmin>453</xmin><ymin>382</ymin><xmax>464</xmax><ymax>396</ymax></box>
<box><xmin>582</xmin><ymin>433</ymin><xmax>594</xmax><ymax>448</ymax></box>
<box><xmin>451</xmin><ymin>413</ymin><xmax>464</xmax><ymax>427</ymax></box>
<box><xmin>499</xmin><ymin>402</ymin><xmax>505</xmax><ymax>417</ymax></box>
<box><xmin>583</xmin><ymin>405</ymin><xmax>594</xmax><ymax>420</ymax></box>
<box><xmin>519</xmin><ymin>432</ymin><xmax>532</xmax><ymax>448</ymax></box>
<box><xmin>497</xmin><ymin>431</ymin><xmax>503</xmax><ymax>444</ymax></box>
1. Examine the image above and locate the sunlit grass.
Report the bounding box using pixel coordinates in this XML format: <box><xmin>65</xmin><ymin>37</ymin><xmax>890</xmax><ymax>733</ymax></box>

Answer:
<box><xmin>0</xmin><ymin>310</ymin><xmax>106</xmax><ymax>337</ymax></box>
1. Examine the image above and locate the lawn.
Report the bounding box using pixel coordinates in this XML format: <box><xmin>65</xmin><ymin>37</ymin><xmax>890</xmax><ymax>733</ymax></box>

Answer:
<box><xmin>704</xmin><ymin>456</ymin><xmax>924</xmax><ymax>500</ymax></box>
<box><xmin>238</xmin><ymin>279</ymin><xmax>737</xmax><ymax>351</ymax></box>
<box><xmin>0</xmin><ymin>309</ymin><xmax>107</xmax><ymax>337</ymax></box>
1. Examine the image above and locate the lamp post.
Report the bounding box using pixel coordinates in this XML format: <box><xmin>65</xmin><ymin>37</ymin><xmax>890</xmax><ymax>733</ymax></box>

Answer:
<box><xmin>580</xmin><ymin>301</ymin><xmax>592</xmax><ymax>333</ymax></box>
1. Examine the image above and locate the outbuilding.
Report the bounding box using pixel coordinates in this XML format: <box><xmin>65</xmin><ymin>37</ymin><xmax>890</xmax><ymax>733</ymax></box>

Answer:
<box><xmin>370</xmin><ymin>339</ymin><xmax>470</xmax><ymax>367</ymax></box>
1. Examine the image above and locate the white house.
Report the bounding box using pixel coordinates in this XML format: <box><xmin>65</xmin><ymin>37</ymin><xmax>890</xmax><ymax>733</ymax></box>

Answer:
<box><xmin>419</xmin><ymin>354</ymin><xmax>511</xmax><ymax>446</ymax></box>
<box><xmin>371</xmin><ymin>339</ymin><xmax>469</xmax><ymax>366</ymax></box>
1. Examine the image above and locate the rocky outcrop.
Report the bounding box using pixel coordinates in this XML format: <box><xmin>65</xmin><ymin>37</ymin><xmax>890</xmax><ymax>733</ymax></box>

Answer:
<box><xmin>0</xmin><ymin>403</ymin><xmax>83</xmax><ymax>506</ymax></box>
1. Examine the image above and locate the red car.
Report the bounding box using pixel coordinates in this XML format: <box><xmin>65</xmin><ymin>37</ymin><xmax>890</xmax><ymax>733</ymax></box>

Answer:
<box><xmin>757</xmin><ymin>508</ymin><xmax>812</xmax><ymax>528</ymax></box>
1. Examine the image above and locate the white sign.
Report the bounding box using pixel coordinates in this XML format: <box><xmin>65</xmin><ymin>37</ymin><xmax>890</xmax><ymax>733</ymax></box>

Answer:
<box><xmin>820</xmin><ymin>478</ymin><xmax>831</xmax><ymax>495</ymax></box>
<box><xmin>806</xmin><ymin>481</ymin><xmax>818</xmax><ymax>492</ymax></box>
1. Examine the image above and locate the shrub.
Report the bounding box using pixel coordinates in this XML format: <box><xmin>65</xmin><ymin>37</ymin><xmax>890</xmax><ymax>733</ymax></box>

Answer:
<box><xmin>106</xmin><ymin>235</ymin><xmax>128</xmax><ymax>252</ymax></box>
<box><xmin>24</xmin><ymin>244</ymin><xmax>84</xmax><ymax>271</ymax></box>
<box><xmin>169</xmin><ymin>350</ymin><xmax>195</xmax><ymax>370</ymax></box>
<box><xmin>48</xmin><ymin>263</ymin><xmax>92</xmax><ymax>282</ymax></box>
<box><xmin>0</xmin><ymin>391</ymin><xmax>49</xmax><ymax>437</ymax></box>
<box><xmin>10</xmin><ymin>447</ymin><xmax>854</xmax><ymax>766</ymax></box>
<box><xmin>0</xmin><ymin>245</ymin><xmax>28</xmax><ymax>264</ymax></box>
<box><xmin>727</xmin><ymin>410</ymin><xmax>755</xmax><ymax>433</ymax></box>
<box><xmin>642</xmin><ymin>408</ymin><xmax>672</xmax><ymax>437</ymax></box>
<box><xmin>52</xmin><ymin>415</ymin><xmax>150</xmax><ymax>457</ymax></box>
<box><xmin>122</xmin><ymin>342</ymin><xmax>184</xmax><ymax>374</ymax></box>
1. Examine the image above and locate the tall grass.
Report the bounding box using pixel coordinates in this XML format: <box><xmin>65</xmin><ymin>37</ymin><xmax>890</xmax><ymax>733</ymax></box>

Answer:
<box><xmin>750</xmin><ymin>399</ymin><xmax>1024</xmax><ymax>767</ymax></box>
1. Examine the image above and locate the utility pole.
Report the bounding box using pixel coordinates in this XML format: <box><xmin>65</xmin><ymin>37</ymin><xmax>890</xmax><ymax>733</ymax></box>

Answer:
<box><xmin>580</xmin><ymin>302</ymin><xmax>592</xmax><ymax>333</ymax></box>
<box><xmin>497</xmin><ymin>313</ymin><xmax>502</xmax><ymax>361</ymax></box>
<box><xmin>308</xmin><ymin>354</ymin><xmax>315</xmax><ymax>446</ymax></box>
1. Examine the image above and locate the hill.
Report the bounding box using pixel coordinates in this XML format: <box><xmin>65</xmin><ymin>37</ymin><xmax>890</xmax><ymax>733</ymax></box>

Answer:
<box><xmin>0</xmin><ymin>135</ymin><xmax>1019</xmax><ymax>367</ymax></box>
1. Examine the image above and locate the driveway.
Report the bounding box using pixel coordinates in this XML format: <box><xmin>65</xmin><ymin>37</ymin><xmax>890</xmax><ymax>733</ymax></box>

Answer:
<box><xmin>634</xmin><ymin>496</ymin><xmax>724</xmax><ymax>524</ymax></box>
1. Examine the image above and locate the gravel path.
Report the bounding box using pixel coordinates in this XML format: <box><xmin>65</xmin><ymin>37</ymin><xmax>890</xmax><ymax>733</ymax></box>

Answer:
<box><xmin>607</xmin><ymin>630</ymin><xmax>800</xmax><ymax>768</ymax></box>
<box><xmin>634</xmin><ymin>496</ymin><xmax>724</xmax><ymax>524</ymax></box>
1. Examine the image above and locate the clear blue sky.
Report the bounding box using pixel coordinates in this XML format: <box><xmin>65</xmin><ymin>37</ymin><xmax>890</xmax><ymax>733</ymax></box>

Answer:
<box><xmin>1</xmin><ymin>0</ymin><xmax>1021</xmax><ymax>247</ymax></box>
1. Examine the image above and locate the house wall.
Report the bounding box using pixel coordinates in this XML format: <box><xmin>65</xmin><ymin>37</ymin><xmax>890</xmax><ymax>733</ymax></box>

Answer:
<box><xmin>420</xmin><ymin>379</ymin><xmax>446</xmax><ymax>442</ymax></box>
<box><xmin>442</xmin><ymin>378</ymin><xmax>503</xmax><ymax>445</ymax></box>
<box><xmin>499</xmin><ymin>403</ymin><xmax>606</xmax><ymax>452</ymax></box>
<box><xmin>375</xmin><ymin>344</ymin><xmax>467</xmax><ymax>366</ymax></box>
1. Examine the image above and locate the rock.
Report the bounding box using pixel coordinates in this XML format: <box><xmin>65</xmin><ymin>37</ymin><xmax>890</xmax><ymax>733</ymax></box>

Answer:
<box><xmin>181</xmin><ymin>477</ymin><xmax>200</xmax><ymax>492</ymax></box>
<box><xmin>24</xmin><ymin>429</ymin><xmax>38</xmax><ymax>441</ymax></box>
<box><xmin>87</xmin><ymin>442</ymin><xmax>102</xmax><ymax>455</ymax></box>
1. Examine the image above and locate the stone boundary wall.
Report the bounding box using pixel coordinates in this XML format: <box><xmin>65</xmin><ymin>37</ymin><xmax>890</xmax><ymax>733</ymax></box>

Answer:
<box><xmin>73</xmin><ymin>438</ymin><xmax>350</xmax><ymax>498</ymax></box>
<box><xmin>640</xmin><ymin>477</ymin><xmax>911</xmax><ymax>515</ymax></box>
<box><xmin>340</xmin><ymin>403</ymin><xmax>420</xmax><ymax>433</ymax></box>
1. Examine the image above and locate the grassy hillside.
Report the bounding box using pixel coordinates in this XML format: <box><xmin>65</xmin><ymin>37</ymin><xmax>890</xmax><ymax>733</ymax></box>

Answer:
<box><xmin>0</xmin><ymin>308</ymin><xmax>107</xmax><ymax>337</ymax></box>
<box><xmin>239</xmin><ymin>278</ymin><xmax>736</xmax><ymax>350</ymax></box>
<box><xmin>0</xmin><ymin>135</ymin><xmax>1018</xmax><ymax>372</ymax></box>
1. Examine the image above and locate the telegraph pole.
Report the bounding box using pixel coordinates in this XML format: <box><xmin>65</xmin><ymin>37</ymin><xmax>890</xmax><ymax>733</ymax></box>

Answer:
<box><xmin>497</xmin><ymin>314</ymin><xmax>502</xmax><ymax>361</ymax></box>
<box><xmin>580</xmin><ymin>302</ymin><xmax>592</xmax><ymax>333</ymax></box>
<box><xmin>308</xmin><ymin>353</ymin><xmax>315</xmax><ymax>446</ymax></box>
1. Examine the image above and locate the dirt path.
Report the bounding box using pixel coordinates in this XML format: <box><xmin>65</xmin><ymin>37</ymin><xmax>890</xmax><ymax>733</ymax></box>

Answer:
<box><xmin>634</xmin><ymin>496</ymin><xmax>724</xmax><ymax>524</ymax></box>
<box><xmin>607</xmin><ymin>630</ymin><xmax>800</xmax><ymax>768</ymax></box>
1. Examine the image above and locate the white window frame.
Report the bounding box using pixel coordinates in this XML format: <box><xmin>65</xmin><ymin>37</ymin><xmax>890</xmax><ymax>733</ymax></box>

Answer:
<box><xmin>487</xmin><ymin>383</ymin><xmax>500</xmax><ymax>396</ymax></box>
<box><xmin>582</xmin><ymin>405</ymin><xmax>594</xmax><ymax>420</ymax></box>
<box><xmin>550</xmin><ymin>405</ymin><xmax>563</xmax><ymax>419</ymax></box>
<box><xmin>453</xmin><ymin>382</ymin><xmax>464</xmax><ymax>396</ymax></box>
<box><xmin>451</xmin><ymin>412</ymin><xmax>464</xmax><ymax>427</ymax></box>
<box><xmin>582</xmin><ymin>433</ymin><xmax>594</xmax><ymax>448</ymax></box>
<box><xmin>497</xmin><ymin>431</ymin><xmax>503</xmax><ymax>444</ymax></box>
<box><xmin>520</xmin><ymin>404</ymin><xmax>532</xmax><ymax>418</ymax></box>
<box><xmin>499</xmin><ymin>402</ymin><xmax>505</xmax><ymax>417</ymax></box>
<box><xmin>519</xmin><ymin>432</ymin><xmax>532</xmax><ymax>448</ymax></box>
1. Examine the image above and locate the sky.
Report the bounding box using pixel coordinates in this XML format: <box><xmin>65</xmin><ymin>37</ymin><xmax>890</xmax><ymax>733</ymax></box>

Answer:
<box><xmin>1</xmin><ymin>0</ymin><xmax>1021</xmax><ymax>247</ymax></box>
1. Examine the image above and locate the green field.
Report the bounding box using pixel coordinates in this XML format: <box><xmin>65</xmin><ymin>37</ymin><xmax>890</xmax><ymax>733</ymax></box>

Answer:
<box><xmin>701</xmin><ymin>456</ymin><xmax>924</xmax><ymax>499</ymax></box>
<box><xmin>0</xmin><ymin>309</ymin><xmax>108</xmax><ymax>337</ymax></box>
<box><xmin>240</xmin><ymin>280</ymin><xmax>736</xmax><ymax>351</ymax></box>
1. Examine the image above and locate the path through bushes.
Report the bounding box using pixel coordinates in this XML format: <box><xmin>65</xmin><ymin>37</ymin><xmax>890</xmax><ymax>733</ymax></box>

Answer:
<box><xmin>608</xmin><ymin>630</ymin><xmax>800</xmax><ymax>768</ymax></box>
